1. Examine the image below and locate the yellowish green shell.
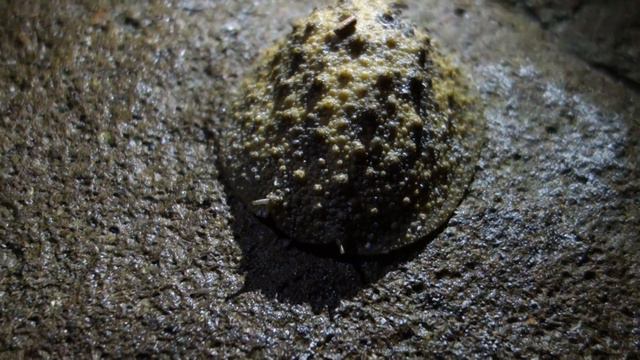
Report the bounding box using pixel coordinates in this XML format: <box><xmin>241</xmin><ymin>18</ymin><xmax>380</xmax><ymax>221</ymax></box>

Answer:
<box><xmin>220</xmin><ymin>0</ymin><xmax>483</xmax><ymax>255</ymax></box>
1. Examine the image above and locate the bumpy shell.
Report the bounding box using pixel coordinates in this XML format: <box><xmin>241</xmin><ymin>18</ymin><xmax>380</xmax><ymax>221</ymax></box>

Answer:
<box><xmin>220</xmin><ymin>0</ymin><xmax>483</xmax><ymax>255</ymax></box>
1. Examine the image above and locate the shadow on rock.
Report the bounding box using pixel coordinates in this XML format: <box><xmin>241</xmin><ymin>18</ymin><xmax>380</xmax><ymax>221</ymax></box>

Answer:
<box><xmin>227</xmin><ymin>196</ymin><xmax>432</xmax><ymax>313</ymax></box>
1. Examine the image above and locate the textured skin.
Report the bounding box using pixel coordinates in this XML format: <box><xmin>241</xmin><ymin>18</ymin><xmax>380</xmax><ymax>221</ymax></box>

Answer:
<box><xmin>221</xmin><ymin>0</ymin><xmax>483</xmax><ymax>254</ymax></box>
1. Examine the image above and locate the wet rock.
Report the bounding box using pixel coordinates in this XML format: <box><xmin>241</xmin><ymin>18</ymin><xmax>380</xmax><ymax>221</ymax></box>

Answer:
<box><xmin>498</xmin><ymin>0</ymin><xmax>640</xmax><ymax>86</ymax></box>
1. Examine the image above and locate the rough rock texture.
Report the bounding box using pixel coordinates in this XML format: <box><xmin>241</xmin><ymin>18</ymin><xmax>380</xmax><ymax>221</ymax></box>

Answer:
<box><xmin>499</xmin><ymin>0</ymin><xmax>640</xmax><ymax>86</ymax></box>
<box><xmin>220</xmin><ymin>0</ymin><xmax>482</xmax><ymax>255</ymax></box>
<box><xmin>1</xmin><ymin>0</ymin><xmax>638</xmax><ymax>358</ymax></box>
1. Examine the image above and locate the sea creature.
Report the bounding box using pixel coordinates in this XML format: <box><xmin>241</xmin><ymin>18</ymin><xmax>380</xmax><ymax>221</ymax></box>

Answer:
<box><xmin>220</xmin><ymin>0</ymin><xmax>483</xmax><ymax>255</ymax></box>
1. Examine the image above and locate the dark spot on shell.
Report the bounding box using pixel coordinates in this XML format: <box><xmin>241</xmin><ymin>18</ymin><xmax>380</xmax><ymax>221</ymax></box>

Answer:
<box><xmin>409</xmin><ymin>77</ymin><xmax>424</xmax><ymax>114</ymax></box>
<box><xmin>410</xmin><ymin>127</ymin><xmax>424</xmax><ymax>158</ymax></box>
<box><xmin>337</xmin><ymin>72</ymin><xmax>353</xmax><ymax>85</ymax></box>
<box><xmin>377</xmin><ymin>74</ymin><xmax>394</xmax><ymax>93</ymax></box>
<box><xmin>272</xmin><ymin>83</ymin><xmax>291</xmax><ymax>111</ymax></box>
<box><xmin>384</xmin><ymin>101</ymin><xmax>397</xmax><ymax>117</ymax></box>
<box><xmin>355</xmin><ymin>109</ymin><xmax>379</xmax><ymax>146</ymax></box>
<box><xmin>348</xmin><ymin>37</ymin><xmax>367</xmax><ymax>58</ymax></box>
<box><xmin>305</xmin><ymin>79</ymin><xmax>325</xmax><ymax>111</ymax></box>
<box><xmin>303</xmin><ymin>23</ymin><xmax>316</xmax><ymax>40</ymax></box>
<box><xmin>289</xmin><ymin>49</ymin><xmax>305</xmax><ymax>75</ymax></box>
<box><xmin>378</xmin><ymin>12</ymin><xmax>398</xmax><ymax>28</ymax></box>
<box><xmin>418</xmin><ymin>49</ymin><xmax>427</xmax><ymax>68</ymax></box>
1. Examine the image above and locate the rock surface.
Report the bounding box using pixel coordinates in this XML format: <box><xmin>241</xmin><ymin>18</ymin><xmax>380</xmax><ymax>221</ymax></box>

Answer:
<box><xmin>1</xmin><ymin>0</ymin><xmax>638</xmax><ymax>357</ymax></box>
<box><xmin>499</xmin><ymin>0</ymin><xmax>640</xmax><ymax>86</ymax></box>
